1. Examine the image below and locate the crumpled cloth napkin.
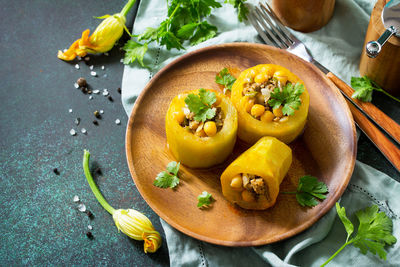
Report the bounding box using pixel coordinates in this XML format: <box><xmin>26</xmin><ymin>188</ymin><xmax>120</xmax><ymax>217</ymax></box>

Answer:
<box><xmin>121</xmin><ymin>0</ymin><xmax>400</xmax><ymax>266</ymax></box>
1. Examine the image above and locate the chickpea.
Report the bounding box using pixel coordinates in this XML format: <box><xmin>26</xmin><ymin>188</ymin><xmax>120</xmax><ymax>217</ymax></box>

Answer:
<box><xmin>245</xmin><ymin>98</ymin><xmax>255</xmax><ymax>113</ymax></box>
<box><xmin>260</xmin><ymin>110</ymin><xmax>275</xmax><ymax>123</ymax></box>
<box><xmin>260</xmin><ymin>66</ymin><xmax>274</xmax><ymax>76</ymax></box>
<box><xmin>273</xmin><ymin>71</ymin><xmax>288</xmax><ymax>85</ymax></box>
<box><xmin>230</xmin><ymin>175</ymin><xmax>243</xmax><ymax>189</ymax></box>
<box><xmin>251</xmin><ymin>104</ymin><xmax>265</xmax><ymax>118</ymax></box>
<box><xmin>273</xmin><ymin>106</ymin><xmax>284</xmax><ymax>118</ymax></box>
<box><xmin>241</xmin><ymin>190</ymin><xmax>255</xmax><ymax>202</ymax></box>
<box><xmin>204</xmin><ymin>121</ymin><xmax>217</xmax><ymax>137</ymax></box>
<box><xmin>195</xmin><ymin>129</ymin><xmax>207</xmax><ymax>137</ymax></box>
<box><xmin>172</xmin><ymin>110</ymin><xmax>185</xmax><ymax>124</ymax></box>
<box><xmin>254</xmin><ymin>73</ymin><xmax>267</xmax><ymax>83</ymax></box>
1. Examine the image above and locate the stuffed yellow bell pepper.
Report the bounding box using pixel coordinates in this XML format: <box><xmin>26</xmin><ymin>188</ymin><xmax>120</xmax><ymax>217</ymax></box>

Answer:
<box><xmin>231</xmin><ymin>64</ymin><xmax>310</xmax><ymax>144</ymax></box>
<box><xmin>165</xmin><ymin>89</ymin><xmax>238</xmax><ymax>168</ymax></box>
<box><xmin>220</xmin><ymin>136</ymin><xmax>292</xmax><ymax>210</ymax></box>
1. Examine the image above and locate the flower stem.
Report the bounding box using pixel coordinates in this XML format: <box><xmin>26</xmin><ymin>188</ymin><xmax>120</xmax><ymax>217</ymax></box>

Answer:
<box><xmin>120</xmin><ymin>0</ymin><xmax>136</xmax><ymax>17</ymax></box>
<box><xmin>320</xmin><ymin>240</ymin><xmax>353</xmax><ymax>267</ymax></box>
<box><xmin>83</xmin><ymin>150</ymin><xmax>115</xmax><ymax>215</ymax></box>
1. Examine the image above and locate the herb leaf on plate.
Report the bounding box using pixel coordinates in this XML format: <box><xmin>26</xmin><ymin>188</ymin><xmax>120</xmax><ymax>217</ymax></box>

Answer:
<box><xmin>268</xmin><ymin>82</ymin><xmax>304</xmax><ymax>116</ymax></box>
<box><xmin>154</xmin><ymin>161</ymin><xmax>180</xmax><ymax>189</ymax></box>
<box><xmin>215</xmin><ymin>68</ymin><xmax>236</xmax><ymax>91</ymax></box>
<box><xmin>197</xmin><ymin>191</ymin><xmax>214</xmax><ymax>208</ymax></box>
<box><xmin>185</xmin><ymin>88</ymin><xmax>216</xmax><ymax>122</ymax></box>
<box><xmin>282</xmin><ymin>175</ymin><xmax>328</xmax><ymax>207</ymax></box>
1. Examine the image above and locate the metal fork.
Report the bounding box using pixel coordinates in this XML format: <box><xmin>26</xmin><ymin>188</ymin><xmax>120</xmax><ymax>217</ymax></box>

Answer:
<box><xmin>249</xmin><ymin>1</ymin><xmax>400</xmax><ymax>172</ymax></box>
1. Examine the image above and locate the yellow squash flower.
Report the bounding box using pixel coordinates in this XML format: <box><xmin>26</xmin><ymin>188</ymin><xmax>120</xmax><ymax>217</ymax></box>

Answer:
<box><xmin>58</xmin><ymin>0</ymin><xmax>135</xmax><ymax>61</ymax></box>
<box><xmin>83</xmin><ymin>150</ymin><xmax>161</xmax><ymax>253</ymax></box>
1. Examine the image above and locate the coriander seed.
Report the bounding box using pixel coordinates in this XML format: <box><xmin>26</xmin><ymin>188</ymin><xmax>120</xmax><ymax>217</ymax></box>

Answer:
<box><xmin>77</xmin><ymin>77</ymin><xmax>87</xmax><ymax>87</ymax></box>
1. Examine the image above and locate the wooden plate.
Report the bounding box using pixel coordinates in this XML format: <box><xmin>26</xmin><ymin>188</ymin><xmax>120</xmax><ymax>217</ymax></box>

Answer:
<box><xmin>125</xmin><ymin>43</ymin><xmax>356</xmax><ymax>246</ymax></box>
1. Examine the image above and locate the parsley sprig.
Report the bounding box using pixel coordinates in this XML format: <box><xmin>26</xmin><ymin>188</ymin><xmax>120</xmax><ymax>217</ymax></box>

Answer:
<box><xmin>185</xmin><ymin>89</ymin><xmax>216</xmax><ymax>122</ymax></box>
<box><xmin>321</xmin><ymin>203</ymin><xmax>397</xmax><ymax>266</ymax></box>
<box><xmin>282</xmin><ymin>175</ymin><xmax>328</xmax><ymax>207</ymax></box>
<box><xmin>154</xmin><ymin>161</ymin><xmax>180</xmax><ymax>189</ymax></box>
<box><xmin>268</xmin><ymin>82</ymin><xmax>304</xmax><ymax>116</ymax></box>
<box><xmin>215</xmin><ymin>68</ymin><xmax>236</xmax><ymax>91</ymax></box>
<box><xmin>123</xmin><ymin>0</ymin><xmax>248</xmax><ymax>66</ymax></box>
<box><xmin>197</xmin><ymin>191</ymin><xmax>214</xmax><ymax>208</ymax></box>
<box><xmin>351</xmin><ymin>76</ymin><xmax>400</xmax><ymax>103</ymax></box>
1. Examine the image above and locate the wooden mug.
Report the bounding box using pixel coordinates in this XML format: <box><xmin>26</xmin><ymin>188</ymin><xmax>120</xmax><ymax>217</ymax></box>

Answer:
<box><xmin>359</xmin><ymin>0</ymin><xmax>400</xmax><ymax>96</ymax></box>
<box><xmin>269</xmin><ymin>0</ymin><xmax>335</xmax><ymax>32</ymax></box>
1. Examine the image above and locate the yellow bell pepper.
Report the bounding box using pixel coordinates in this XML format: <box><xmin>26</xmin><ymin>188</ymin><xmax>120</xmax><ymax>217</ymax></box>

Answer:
<box><xmin>231</xmin><ymin>64</ymin><xmax>310</xmax><ymax>144</ymax></box>
<box><xmin>165</xmin><ymin>89</ymin><xmax>238</xmax><ymax>168</ymax></box>
<box><xmin>220</xmin><ymin>136</ymin><xmax>292</xmax><ymax>210</ymax></box>
<box><xmin>57</xmin><ymin>0</ymin><xmax>135</xmax><ymax>61</ymax></box>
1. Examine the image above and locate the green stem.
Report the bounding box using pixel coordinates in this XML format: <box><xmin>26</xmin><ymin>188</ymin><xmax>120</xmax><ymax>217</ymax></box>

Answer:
<box><xmin>281</xmin><ymin>191</ymin><xmax>297</xmax><ymax>194</ymax></box>
<box><xmin>120</xmin><ymin>0</ymin><xmax>136</xmax><ymax>17</ymax></box>
<box><xmin>320</xmin><ymin>240</ymin><xmax>353</xmax><ymax>267</ymax></box>
<box><xmin>376</xmin><ymin>88</ymin><xmax>400</xmax><ymax>103</ymax></box>
<box><xmin>83</xmin><ymin>150</ymin><xmax>115</xmax><ymax>215</ymax></box>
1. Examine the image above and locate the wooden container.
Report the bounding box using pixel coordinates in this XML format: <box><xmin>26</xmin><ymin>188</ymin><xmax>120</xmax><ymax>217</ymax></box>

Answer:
<box><xmin>359</xmin><ymin>0</ymin><xmax>400</xmax><ymax>96</ymax></box>
<box><xmin>269</xmin><ymin>0</ymin><xmax>335</xmax><ymax>33</ymax></box>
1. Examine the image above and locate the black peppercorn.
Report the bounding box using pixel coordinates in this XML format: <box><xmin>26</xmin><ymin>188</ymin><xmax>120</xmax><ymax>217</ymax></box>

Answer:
<box><xmin>53</xmin><ymin>168</ymin><xmax>60</xmax><ymax>175</ymax></box>
<box><xmin>92</xmin><ymin>120</ymin><xmax>99</xmax><ymax>126</ymax></box>
<box><xmin>95</xmin><ymin>168</ymin><xmax>102</xmax><ymax>175</ymax></box>
<box><xmin>117</xmin><ymin>88</ymin><xmax>121</xmax><ymax>94</ymax></box>
<box><xmin>108</xmin><ymin>96</ymin><xmax>113</xmax><ymax>102</ymax></box>
<box><xmin>77</xmin><ymin>77</ymin><xmax>87</xmax><ymax>87</ymax></box>
<box><xmin>94</xmin><ymin>110</ymin><xmax>101</xmax><ymax>119</ymax></box>
<box><xmin>86</xmin><ymin>210</ymin><xmax>93</xmax><ymax>218</ymax></box>
<box><xmin>86</xmin><ymin>231</ymin><xmax>94</xmax><ymax>239</ymax></box>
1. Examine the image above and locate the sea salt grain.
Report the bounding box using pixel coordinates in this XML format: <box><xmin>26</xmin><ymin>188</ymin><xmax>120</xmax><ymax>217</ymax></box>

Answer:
<box><xmin>90</xmin><ymin>71</ymin><xmax>97</xmax><ymax>77</ymax></box>
<box><xmin>102</xmin><ymin>90</ymin><xmax>109</xmax><ymax>96</ymax></box>
<box><xmin>73</xmin><ymin>195</ymin><xmax>80</xmax><ymax>202</ymax></box>
<box><xmin>89</xmin><ymin>65</ymin><xmax>94</xmax><ymax>70</ymax></box>
<box><xmin>69</xmin><ymin>109</ymin><xmax>73</xmax><ymax>113</ymax></box>
<box><xmin>99</xmin><ymin>110</ymin><xmax>104</xmax><ymax>114</ymax></box>
<box><xmin>70</xmin><ymin>129</ymin><xmax>76</xmax><ymax>136</ymax></box>
<box><xmin>81</xmin><ymin>128</ymin><xmax>87</xmax><ymax>134</ymax></box>
<box><xmin>120</xmin><ymin>58</ymin><xmax>123</xmax><ymax>63</ymax></box>
<box><xmin>93</xmin><ymin>90</ymin><xmax>100</xmax><ymax>94</ymax></box>
<box><xmin>88</xmin><ymin>225</ymin><xmax>93</xmax><ymax>230</ymax></box>
<box><xmin>74</xmin><ymin>64</ymin><xmax>80</xmax><ymax>70</ymax></box>
<box><xmin>78</xmin><ymin>203</ymin><xmax>86</xmax><ymax>212</ymax></box>
<box><xmin>101</xmin><ymin>66</ymin><xmax>105</xmax><ymax>70</ymax></box>
<box><xmin>74</xmin><ymin>118</ymin><xmax>80</xmax><ymax>125</ymax></box>
<box><xmin>74</xmin><ymin>83</ymin><xmax>79</xmax><ymax>89</ymax></box>
<box><xmin>89</xmin><ymin>96</ymin><xmax>93</xmax><ymax>100</ymax></box>
<box><xmin>115</xmin><ymin>119</ymin><xmax>121</xmax><ymax>125</ymax></box>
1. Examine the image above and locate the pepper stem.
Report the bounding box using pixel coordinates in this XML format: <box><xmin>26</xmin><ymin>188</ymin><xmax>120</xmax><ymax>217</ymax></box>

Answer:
<box><xmin>83</xmin><ymin>150</ymin><xmax>115</xmax><ymax>215</ymax></box>
<box><xmin>120</xmin><ymin>0</ymin><xmax>136</xmax><ymax>17</ymax></box>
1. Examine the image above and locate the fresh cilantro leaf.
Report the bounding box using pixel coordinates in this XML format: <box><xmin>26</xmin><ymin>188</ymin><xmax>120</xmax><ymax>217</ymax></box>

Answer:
<box><xmin>268</xmin><ymin>82</ymin><xmax>304</xmax><ymax>116</ymax></box>
<box><xmin>177</xmin><ymin>23</ymin><xmax>199</xmax><ymax>39</ymax></box>
<box><xmin>351</xmin><ymin>76</ymin><xmax>374</xmax><ymax>102</ymax></box>
<box><xmin>189</xmin><ymin>21</ymin><xmax>217</xmax><ymax>45</ymax></box>
<box><xmin>197</xmin><ymin>191</ymin><xmax>214</xmax><ymax>208</ymax></box>
<box><xmin>137</xmin><ymin>27</ymin><xmax>158</xmax><ymax>42</ymax></box>
<box><xmin>153</xmin><ymin>161</ymin><xmax>181</xmax><ymax>189</ymax></box>
<box><xmin>122</xmin><ymin>40</ymin><xmax>148</xmax><ymax>67</ymax></box>
<box><xmin>322</xmin><ymin>204</ymin><xmax>397</xmax><ymax>266</ymax></box>
<box><xmin>159</xmin><ymin>30</ymin><xmax>185</xmax><ymax>50</ymax></box>
<box><xmin>184</xmin><ymin>89</ymin><xmax>216</xmax><ymax>122</ymax></box>
<box><xmin>336</xmin><ymin>202</ymin><xmax>354</xmax><ymax>242</ymax></box>
<box><xmin>215</xmin><ymin>68</ymin><xmax>236</xmax><ymax>90</ymax></box>
<box><xmin>166</xmin><ymin>161</ymin><xmax>180</xmax><ymax>176</ymax></box>
<box><xmin>283</xmin><ymin>175</ymin><xmax>328</xmax><ymax>207</ymax></box>
<box><xmin>225</xmin><ymin>0</ymin><xmax>249</xmax><ymax>22</ymax></box>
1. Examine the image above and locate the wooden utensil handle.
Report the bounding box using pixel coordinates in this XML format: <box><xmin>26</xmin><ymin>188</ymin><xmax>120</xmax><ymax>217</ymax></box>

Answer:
<box><xmin>345</xmin><ymin>99</ymin><xmax>400</xmax><ymax>173</ymax></box>
<box><xmin>327</xmin><ymin>72</ymin><xmax>400</xmax><ymax>145</ymax></box>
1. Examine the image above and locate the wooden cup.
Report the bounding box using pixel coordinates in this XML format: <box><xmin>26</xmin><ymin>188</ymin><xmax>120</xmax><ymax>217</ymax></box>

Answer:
<box><xmin>269</xmin><ymin>0</ymin><xmax>335</xmax><ymax>33</ymax></box>
<box><xmin>359</xmin><ymin>0</ymin><xmax>400</xmax><ymax>96</ymax></box>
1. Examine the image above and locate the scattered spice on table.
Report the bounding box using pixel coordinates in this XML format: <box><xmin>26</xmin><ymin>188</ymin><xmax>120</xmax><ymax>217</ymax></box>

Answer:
<box><xmin>86</xmin><ymin>210</ymin><xmax>94</xmax><ymax>218</ymax></box>
<box><xmin>86</xmin><ymin>231</ymin><xmax>94</xmax><ymax>239</ymax></box>
<box><xmin>77</xmin><ymin>77</ymin><xmax>87</xmax><ymax>87</ymax></box>
<box><xmin>81</xmin><ymin>128</ymin><xmax>87</xmax><ymax>134</ymax></box>
<box><xmin>92</xmin><ymin>120</ymin><xmax>99</xmax><ymax>126</ymax></box>
<box><xmin>53</xmin><ymin>168</ymin><xmax>60</xmax><ymax>175</ymax></box>
<box><xmin>108</xmin><ymin>95</ymin><xmax>113</xmax><ymax>102</ymax></box>
<box><xmin>74</xmin><ymin>118</ymin><xmax>80</xmax><ymax>126</ymax></box>
<box><xmin>115</xmin><ymin>119</ymin><xmax>121</xmax><ymax>125</ymax></box>
<box><xmin>73</xmin><ymin>195</ymin><xmax>80</xmax><ymax>202</ymax></box>
<box><xmin>75</xmin><ymin>64</ymin><xmax>80</xmax><ymax>70</ymax></box>
<box><xmin>94</xmin><ymin>110</ymin><xmax>101</xmax><ymax>119</ymax></box>
<box><xmin>90</xmin><ymin>71</ymin><xmax>97</xmax><ymax>77</ymax></box>
<box><xmin>78</xmin><ymin>203</ymin><xmax>86</xmax><ymax>212</ymax></box>
<box><xmin>70</xmin><ymin>129</ymin><xmax>77</xmax><ymax>136</ymax></box>
<box><xmin>117</xmin><ymin>87</ymin><xmax>121</xmax><ymax>94</ymax></box>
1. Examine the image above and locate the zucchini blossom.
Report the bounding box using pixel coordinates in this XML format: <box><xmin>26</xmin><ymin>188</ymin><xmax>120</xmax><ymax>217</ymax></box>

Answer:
<box><xmin>58</xmin><ymin>0</ymin><xmax>135</xmax><ymax>61</ymax></box>
<box><xmin>83</xmin><ymin>150</ymin><xmax>161</xmax><ymax>253</ymax></box>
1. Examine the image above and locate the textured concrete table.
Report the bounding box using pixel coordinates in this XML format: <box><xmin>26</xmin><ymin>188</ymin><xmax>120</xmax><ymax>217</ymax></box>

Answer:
<box><xmin>0</xmin><ymin>0</ymin><xmax>399</xmax><ymax>266</ymax></box>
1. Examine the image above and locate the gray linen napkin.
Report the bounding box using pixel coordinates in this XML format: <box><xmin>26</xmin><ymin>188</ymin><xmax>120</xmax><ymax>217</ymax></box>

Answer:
<box><xmin>121</xmin><ymin>0</ymin><xmax>400</xmax><ymax>266</ymax></box>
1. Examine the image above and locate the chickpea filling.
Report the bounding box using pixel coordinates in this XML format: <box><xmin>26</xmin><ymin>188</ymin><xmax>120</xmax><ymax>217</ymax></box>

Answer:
<box><xmin>241</xmin><ymin>70</ymin><xmax>294</xmax><ymax>123</ymax></box>
<box><xmin>230</xmin><ymin>173</ymin><xmax>270</xmax><ymax>202</ymax></box>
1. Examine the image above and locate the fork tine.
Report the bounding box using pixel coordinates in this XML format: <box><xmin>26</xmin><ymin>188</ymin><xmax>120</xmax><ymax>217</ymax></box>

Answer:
<box><xmin>257</xmin><ymin>3</ymin><xmax>293</xmax><ymax>47</ymax></box>
<box><xmin>260</xmin><ymin>2</ymin><xmax>296</xmax><ymax>44</ymax></box>
<box><xmin>248</xmin><ymin>11</ymin><xmax>275</xmax><ymax>46</ymax></box>
<box><xmin>253</xmin><ymin>7</ymin><xmax>286</xmax><ymax>48</ymax></box>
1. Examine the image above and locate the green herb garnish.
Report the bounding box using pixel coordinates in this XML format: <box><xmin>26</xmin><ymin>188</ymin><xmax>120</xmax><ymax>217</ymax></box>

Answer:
<box><xmin>282</xmin><ymin>175</ymin><xmax>328</xmax><ymax>207</ymax></box>
<box><xmin>123</xmin><ymin>0</ymin><xmax>247</xmax><ymax>66</ymax></box>
<box><xmin>321</xmin><ymin>203</ymin><xmax>397</xmax><ymax>266</ymax></box>
<box><xmin>215</xmin><ymin>68</ymin><xmax>236</xmax><ymax>91</ymax></box>
<box><xmin>268</xmin><ymin>82</ymin><xmax>304</xmax><ymax>116</ymax></box>
<box><xmin>224</xmin><ymin>0</ymin><xmax>249</xmax><ymax>22</ymax></box>
<box><xmin>154</xmin><ymin>161</ymin><xmax>180</xmax><ymax>188</ymax></box>
<box><xmin>351</xmin><ymin>76</ymin><xmax>400</xmax><ymax>103</ymax></box>
<box><xmin>197</xmin><ymin>191</ymin><xmax>214</xmax><ymax>208</ymax></box>
<box><xmin>185</xmin><ymin>88</ymin><xmax>216</xmax><ymax>122</ymax></box>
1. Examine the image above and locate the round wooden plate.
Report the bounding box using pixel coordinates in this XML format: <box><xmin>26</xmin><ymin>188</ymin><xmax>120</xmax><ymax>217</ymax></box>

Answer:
<box><xmin>125</xmin><ymin>43</ymin><xmax>356</xmax><ymax>246</ymax></box>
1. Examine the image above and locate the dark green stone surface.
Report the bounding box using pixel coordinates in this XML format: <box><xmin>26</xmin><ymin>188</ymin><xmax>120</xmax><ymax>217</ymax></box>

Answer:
<box><xmin>0</xmin><ymin>0</ymin><xmax>398</xmax><ymax>266</ymax></box>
